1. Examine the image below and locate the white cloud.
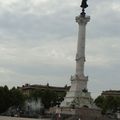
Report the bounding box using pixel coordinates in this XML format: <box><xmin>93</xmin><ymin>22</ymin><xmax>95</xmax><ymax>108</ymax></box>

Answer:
<box><xmin>86</xmin><ymin>37</ymin><xmax>120</xmax><ymax>67</ymax></box>
<box><xmin>0</xmin><ymin>0</ymin><xmax>120</xmax><ymax>97</ymax></box>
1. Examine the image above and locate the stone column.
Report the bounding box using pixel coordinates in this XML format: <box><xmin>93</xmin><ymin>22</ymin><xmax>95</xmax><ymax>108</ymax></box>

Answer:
<box><xmin>75</xmin><ymin>15</ymin><xmax>90</xmax><ymax>78</ymax></box>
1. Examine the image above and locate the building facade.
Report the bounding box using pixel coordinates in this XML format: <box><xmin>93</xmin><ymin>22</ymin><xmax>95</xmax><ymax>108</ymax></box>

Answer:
<box><xmin>18</xmin><ymin>83</ymin><xmax>70</xmax><ymax>96</ymax></box>
<box><xmin>102</xmin><ymin>90</ymin><xmax>120</xmax><ymax>97</ymax></box>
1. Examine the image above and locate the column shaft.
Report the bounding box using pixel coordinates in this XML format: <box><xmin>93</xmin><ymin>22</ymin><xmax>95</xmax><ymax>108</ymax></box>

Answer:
<box><xmin>75</xmin><ymin>15</ymin><xmax>90</xmax><ymax>77</ymax></box>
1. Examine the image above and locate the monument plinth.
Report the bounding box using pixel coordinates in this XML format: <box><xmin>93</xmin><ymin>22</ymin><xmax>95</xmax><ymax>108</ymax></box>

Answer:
<box><xmin>61</xmin><ymin>0</ymin><xmax>94</xmax><ymax>108</ymax></box>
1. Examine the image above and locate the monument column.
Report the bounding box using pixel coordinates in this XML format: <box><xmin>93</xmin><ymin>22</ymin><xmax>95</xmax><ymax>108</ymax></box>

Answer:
<box><xmin>61</xmin><ymin>0</ymin><xmax>94</xmax><ymax>108</ymax></box>
<box><xmin>76</xmin><ymin>15</ymin><xmax>90</xmax><ymax>78</ymax></box>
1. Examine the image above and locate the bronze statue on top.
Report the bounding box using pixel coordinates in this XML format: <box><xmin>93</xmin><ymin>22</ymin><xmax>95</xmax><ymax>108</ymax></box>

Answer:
<box><xmin>80</xmin><ymin>0</ymin><xmax>88</xmax><ymax>17</ymax></box>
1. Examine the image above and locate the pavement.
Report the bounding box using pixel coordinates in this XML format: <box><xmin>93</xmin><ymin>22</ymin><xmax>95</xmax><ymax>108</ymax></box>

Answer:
<box><xmin>0</xmin><ymin>116</ymin><xmax>50</xmax><ymax>120</ymax></box>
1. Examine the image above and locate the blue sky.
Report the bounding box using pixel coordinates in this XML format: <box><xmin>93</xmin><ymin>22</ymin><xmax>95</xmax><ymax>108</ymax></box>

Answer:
<box><xmin>0</xmin><ymin>0</ymin><xmax>120</xmax><ymax>98</ymax></box>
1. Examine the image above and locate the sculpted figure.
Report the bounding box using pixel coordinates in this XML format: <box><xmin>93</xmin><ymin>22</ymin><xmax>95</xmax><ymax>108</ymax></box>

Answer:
<box><xmin>80</xmin><ymin>0</ymin><xmax>88</xmax><ymax>16</ymax></box>
<box><xmin>80</xmin><ymin>0</ymin><xmax>88</xmax><ymax>9</ymax></box>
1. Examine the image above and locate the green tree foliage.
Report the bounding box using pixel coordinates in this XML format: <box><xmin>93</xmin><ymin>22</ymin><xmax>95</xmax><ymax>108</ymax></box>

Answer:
<box><xmin>9</xmin><ymin>87</ymin><xmax>25</xmax><ymax>107</ymax></box>
<box><xmin>29</xmin><ymin>89</ymin><xmax>66</xmax><ymax>109</ymax></box>
<box><xmin>94</xmin><ymin>96</ymin><xmax>105</xmax><ymax>108</ymax></box>
<box><xmin>0</xmin><ymin>86</ymin><xmax>10</xmax><ymax>113</ymax></box>
<box><xmin>0</xmin><ymin>86</ymin><xmax>25</xmax><ymax>113</ymax></box>
<box><xmin>95</xmin><ymin>95</ymin><xmax>120</xmax><ymax>114</ymax></box>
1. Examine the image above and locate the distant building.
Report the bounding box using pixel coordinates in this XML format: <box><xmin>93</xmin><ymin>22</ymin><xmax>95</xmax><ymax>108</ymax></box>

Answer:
<box><xmin>101</xmin><ymin>90</ymin><xmax>120</xmax><ymax>97</ymax></box>
<box><xmin>18</xmin><ymin>83</ymin><xmax>70</xmax><ymax>96</ymax></box>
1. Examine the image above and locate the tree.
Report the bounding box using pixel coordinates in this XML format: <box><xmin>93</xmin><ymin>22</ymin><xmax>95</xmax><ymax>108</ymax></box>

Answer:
<box><xmin>29</xmin><ymin>89</ymin><xmax>62</xmax><ymax>109</ymax></box>
<box><xmin>0</xmin><ymin>86</ymin><xmax>11</xmax><ymax>113</ymax></box>
<box><xmin>95</xmin><ymin>95</ymin><xmax>120</xmax><ymax>114</ymax></box>
<box><xmin>9</xmin><ymin>87</ymin><xmax>25</xmax><ymax>107</ymax></box>
<box><xmin>94</xmin><ymin>96</ymin><xmax>105</xmax><ymax>108</ymax></box>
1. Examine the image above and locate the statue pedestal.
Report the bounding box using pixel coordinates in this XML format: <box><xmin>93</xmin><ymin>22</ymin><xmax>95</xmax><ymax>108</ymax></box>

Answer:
<box><xmin>61</xmin><ymin>75</ymin><xmax>94</xmax><ymax>108</ymax></box>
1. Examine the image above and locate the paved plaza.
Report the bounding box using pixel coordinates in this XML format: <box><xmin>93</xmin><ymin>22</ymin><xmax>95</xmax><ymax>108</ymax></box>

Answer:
<box><xmin>0</xmin><ymin>116</ymin><xmax>50</xmax><ymax>120</ymax></box>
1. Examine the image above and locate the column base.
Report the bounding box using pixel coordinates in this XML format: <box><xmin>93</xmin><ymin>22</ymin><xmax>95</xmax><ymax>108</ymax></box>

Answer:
<box><xmin>60</xmin><ymin>75</ymin><xmax>94</xmax><ymax>108</ymax></box>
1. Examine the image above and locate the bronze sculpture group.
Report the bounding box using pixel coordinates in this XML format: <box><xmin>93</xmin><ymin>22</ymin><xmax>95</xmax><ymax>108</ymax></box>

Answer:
<box><xmin>80</xmin><ymin>0</ymin><xmax>88</xmax><ymax>17</ymax></box>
